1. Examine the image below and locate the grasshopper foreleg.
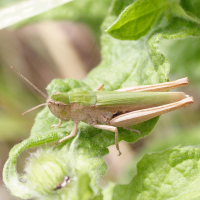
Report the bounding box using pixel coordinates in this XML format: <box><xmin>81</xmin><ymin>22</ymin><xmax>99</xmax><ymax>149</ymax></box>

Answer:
<box><xmin>59</xmin><ymin>122</ymin><xmax>78</xmax><ymax>143</ymax></box>
<box><xmin>92</xmin><ymin>124</ymin><xmax>121</xmax><ymax>156</ymax></box>
<box><xmin>51</xmin><ymin>119</ymin><xmax>62</xmax><ymax>128</ymax></box>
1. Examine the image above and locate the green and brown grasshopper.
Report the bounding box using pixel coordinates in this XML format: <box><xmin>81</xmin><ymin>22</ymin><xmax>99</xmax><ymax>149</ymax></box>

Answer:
<box><xmin>12</xmin><ymin>67</ymin><xmax>193</xmax><ymax>155</ymax></box>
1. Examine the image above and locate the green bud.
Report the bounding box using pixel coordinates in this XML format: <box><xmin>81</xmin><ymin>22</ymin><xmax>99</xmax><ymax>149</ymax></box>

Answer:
<box><xmin>24</xmin><ymin>147</ymin><xmax>73</xmax><ymax>199</ymax></box>
<box><xmin>23</xmin><ymin>146</ymin><xmax>102</xmax><ymax>200</ymax></box>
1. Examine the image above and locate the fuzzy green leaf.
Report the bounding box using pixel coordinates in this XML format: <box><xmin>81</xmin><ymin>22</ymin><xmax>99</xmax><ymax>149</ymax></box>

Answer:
<box><xmin>24</xmin><ymin>147</ymin><xmax>102</xmax><ymax>200</ymax></box>
<box><xmin>112</xmin><ymin>147</ymin><xmax>200</xmax><ymax>200</ymax></box>
<box><xmin>147</xmin><ymin>18</ymin><xmax>200</xmax><ymax>75</ymax></box>
<box><xmin>180</xmin><ymin>0</ymin><xmax>200</xmax><ymax>19</ymax></box>
<box><xmin>171</xmin><ymin>3</ymin><xmax>200</xmax><ymax>24</ymax></box>
<box><xmin>106</xmin><ymin>0</ymin><xmax>169</xmax><ymax>40</ymax></box>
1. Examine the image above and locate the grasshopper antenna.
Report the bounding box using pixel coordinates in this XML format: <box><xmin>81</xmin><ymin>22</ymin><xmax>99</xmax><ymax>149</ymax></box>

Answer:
<box><xmin>22</xmin><ymin>103</ymin><xmax>49</xmax><ymax>115</ymax></box>
<box><xmin>11</xmin><ymin>66</ymin><xmax>48</xmax><ymax>99</ymax></box>
<box><xmin>11</xmin><ymin>66</ymin><xmax>49</xmax><ymax>115</ymax></box>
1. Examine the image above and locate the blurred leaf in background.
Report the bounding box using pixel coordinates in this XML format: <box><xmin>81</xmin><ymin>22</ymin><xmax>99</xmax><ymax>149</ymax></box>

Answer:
<box><xmin>0</xmin><ymin>0</ymin><xmax>15</xmax><ymax>7</ymax></box>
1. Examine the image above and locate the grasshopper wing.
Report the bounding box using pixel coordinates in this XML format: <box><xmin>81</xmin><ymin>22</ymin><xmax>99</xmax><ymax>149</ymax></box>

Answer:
<box><xmin>110</xmin><ymin>97</ymin><xmax>193</xmax><ymax>128</ymax></box>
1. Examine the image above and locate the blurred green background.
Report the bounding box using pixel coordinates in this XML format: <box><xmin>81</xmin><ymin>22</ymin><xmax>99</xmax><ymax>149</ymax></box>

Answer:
<box><xmin>0</xmin><ymin>0</ymin><xmax>200</xmax><ymax>199</ymax></box>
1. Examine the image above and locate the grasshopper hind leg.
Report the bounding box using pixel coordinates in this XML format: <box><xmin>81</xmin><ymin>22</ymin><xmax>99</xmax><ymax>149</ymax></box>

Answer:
<box><xmin>92</xmin><ymin>124</ymin><xmax>121</xmax><ymax>156</ymax></box>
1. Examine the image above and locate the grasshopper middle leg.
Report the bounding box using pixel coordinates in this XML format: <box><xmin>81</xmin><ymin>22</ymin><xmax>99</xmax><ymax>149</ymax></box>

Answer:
<box><xmin>92</xmin><ymin>124</ymin><xmax>121</xmax><ymax>156</ymax></box>
<box><xmin>59</xmin><ymin>122</ymin><xmax>78</xmax><ymax>143</ymax></box>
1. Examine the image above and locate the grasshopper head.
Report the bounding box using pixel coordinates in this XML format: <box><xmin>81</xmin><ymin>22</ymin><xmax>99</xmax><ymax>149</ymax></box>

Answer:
<box><xmin>47</xmin><ymin>92</ymin><xmax>71</xmax><ymax>121</ymax></box>
<box><xmin>11</xmin><ymin>67</ymin><xmax>71</xmax><ymax>121</ymax></box>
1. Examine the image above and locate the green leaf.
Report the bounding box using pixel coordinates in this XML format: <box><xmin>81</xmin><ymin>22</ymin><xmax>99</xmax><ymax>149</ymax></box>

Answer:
<box><xmin>0</xmin><ymin>0</ymin><xmax>72</xmax><ymax>30</ymax></box>
<box><xmin>112</xmin><ymin>147</ymin><xmax>200</xmax><ymax>200</ymax></box>
<box><xmin>106</xmin><ymin>0</ymin><xmax>169</xmax><ymax>40</ymax></box>
<box><xmin>24</xmin><ymin>147</ymin><xmax>102</xmax><ymax>200</ymax></box>
<box><xmin>123</xmin><ymin>124</ymin><xmax>200</xmax><ymax>185</ymax></box>
<box><xmin>171</xmin><ymin>3</ymin><xmax>200</xmax><ymax>24</ymax></box>
<box><xmin>3</xmin><ymin>135</ymin><xmax>61</xmax><ymax>199</ymax></box>
<box><xmin>180</xmin><ymin>0</ymin><xmax>200</xmax><ymax>19</ymax></box>
<box><xmin>103</xmin><ymin>182</ymin><xmax>115</xmax><ymax>200</ymax></box>
<box><xmin>75</xmin><ymin>171</ymin><xmax>100</xmax><ymax>200</ymax></box>
<box><xmin>147</xmin><ymin>18</ymin><xmax>200</xmax><ymax>77</ymax></box>
<box><xmin>3</xmin><ymin>135</ymin><xmax>104</xmax><ymax>199</ymax></box>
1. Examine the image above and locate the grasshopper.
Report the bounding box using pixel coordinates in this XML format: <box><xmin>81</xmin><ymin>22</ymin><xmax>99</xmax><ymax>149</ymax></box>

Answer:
<box><xmin>11</xmin><ymin>67</ymin><xmax>193</xmax><ymax>155</ymax></box>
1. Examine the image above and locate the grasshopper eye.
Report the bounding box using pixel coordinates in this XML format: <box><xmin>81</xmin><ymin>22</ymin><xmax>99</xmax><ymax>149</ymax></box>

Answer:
<box><xmin>55</xmin><ymin>102</ymin><xmax>60</xmax><ymax>106</ymax></box>
<box><xmin>53</xmin><ymin>102</ymin><xmax>66</xmax><ymax>113</ymax></box>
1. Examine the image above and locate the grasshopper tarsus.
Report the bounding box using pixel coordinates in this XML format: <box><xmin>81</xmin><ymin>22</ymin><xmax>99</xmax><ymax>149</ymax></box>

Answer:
<box><xmin>58</xmin><ymin>122</ymin><xmax>78</xmax><ymax>143</ymax></box>
<box><xmin>115</xmin><ymin>134</ymin><xmax>122</xmax><ymax>156</ymax></box>
<box><xmin>51</xmin><ymin>119</ymin><xmax>62</xmax><ymax>128</ymax></box>
<box><xmin>118</xmin><ymin>150</ymin><xmax>122</xmax><ymax>156</ymax></box>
